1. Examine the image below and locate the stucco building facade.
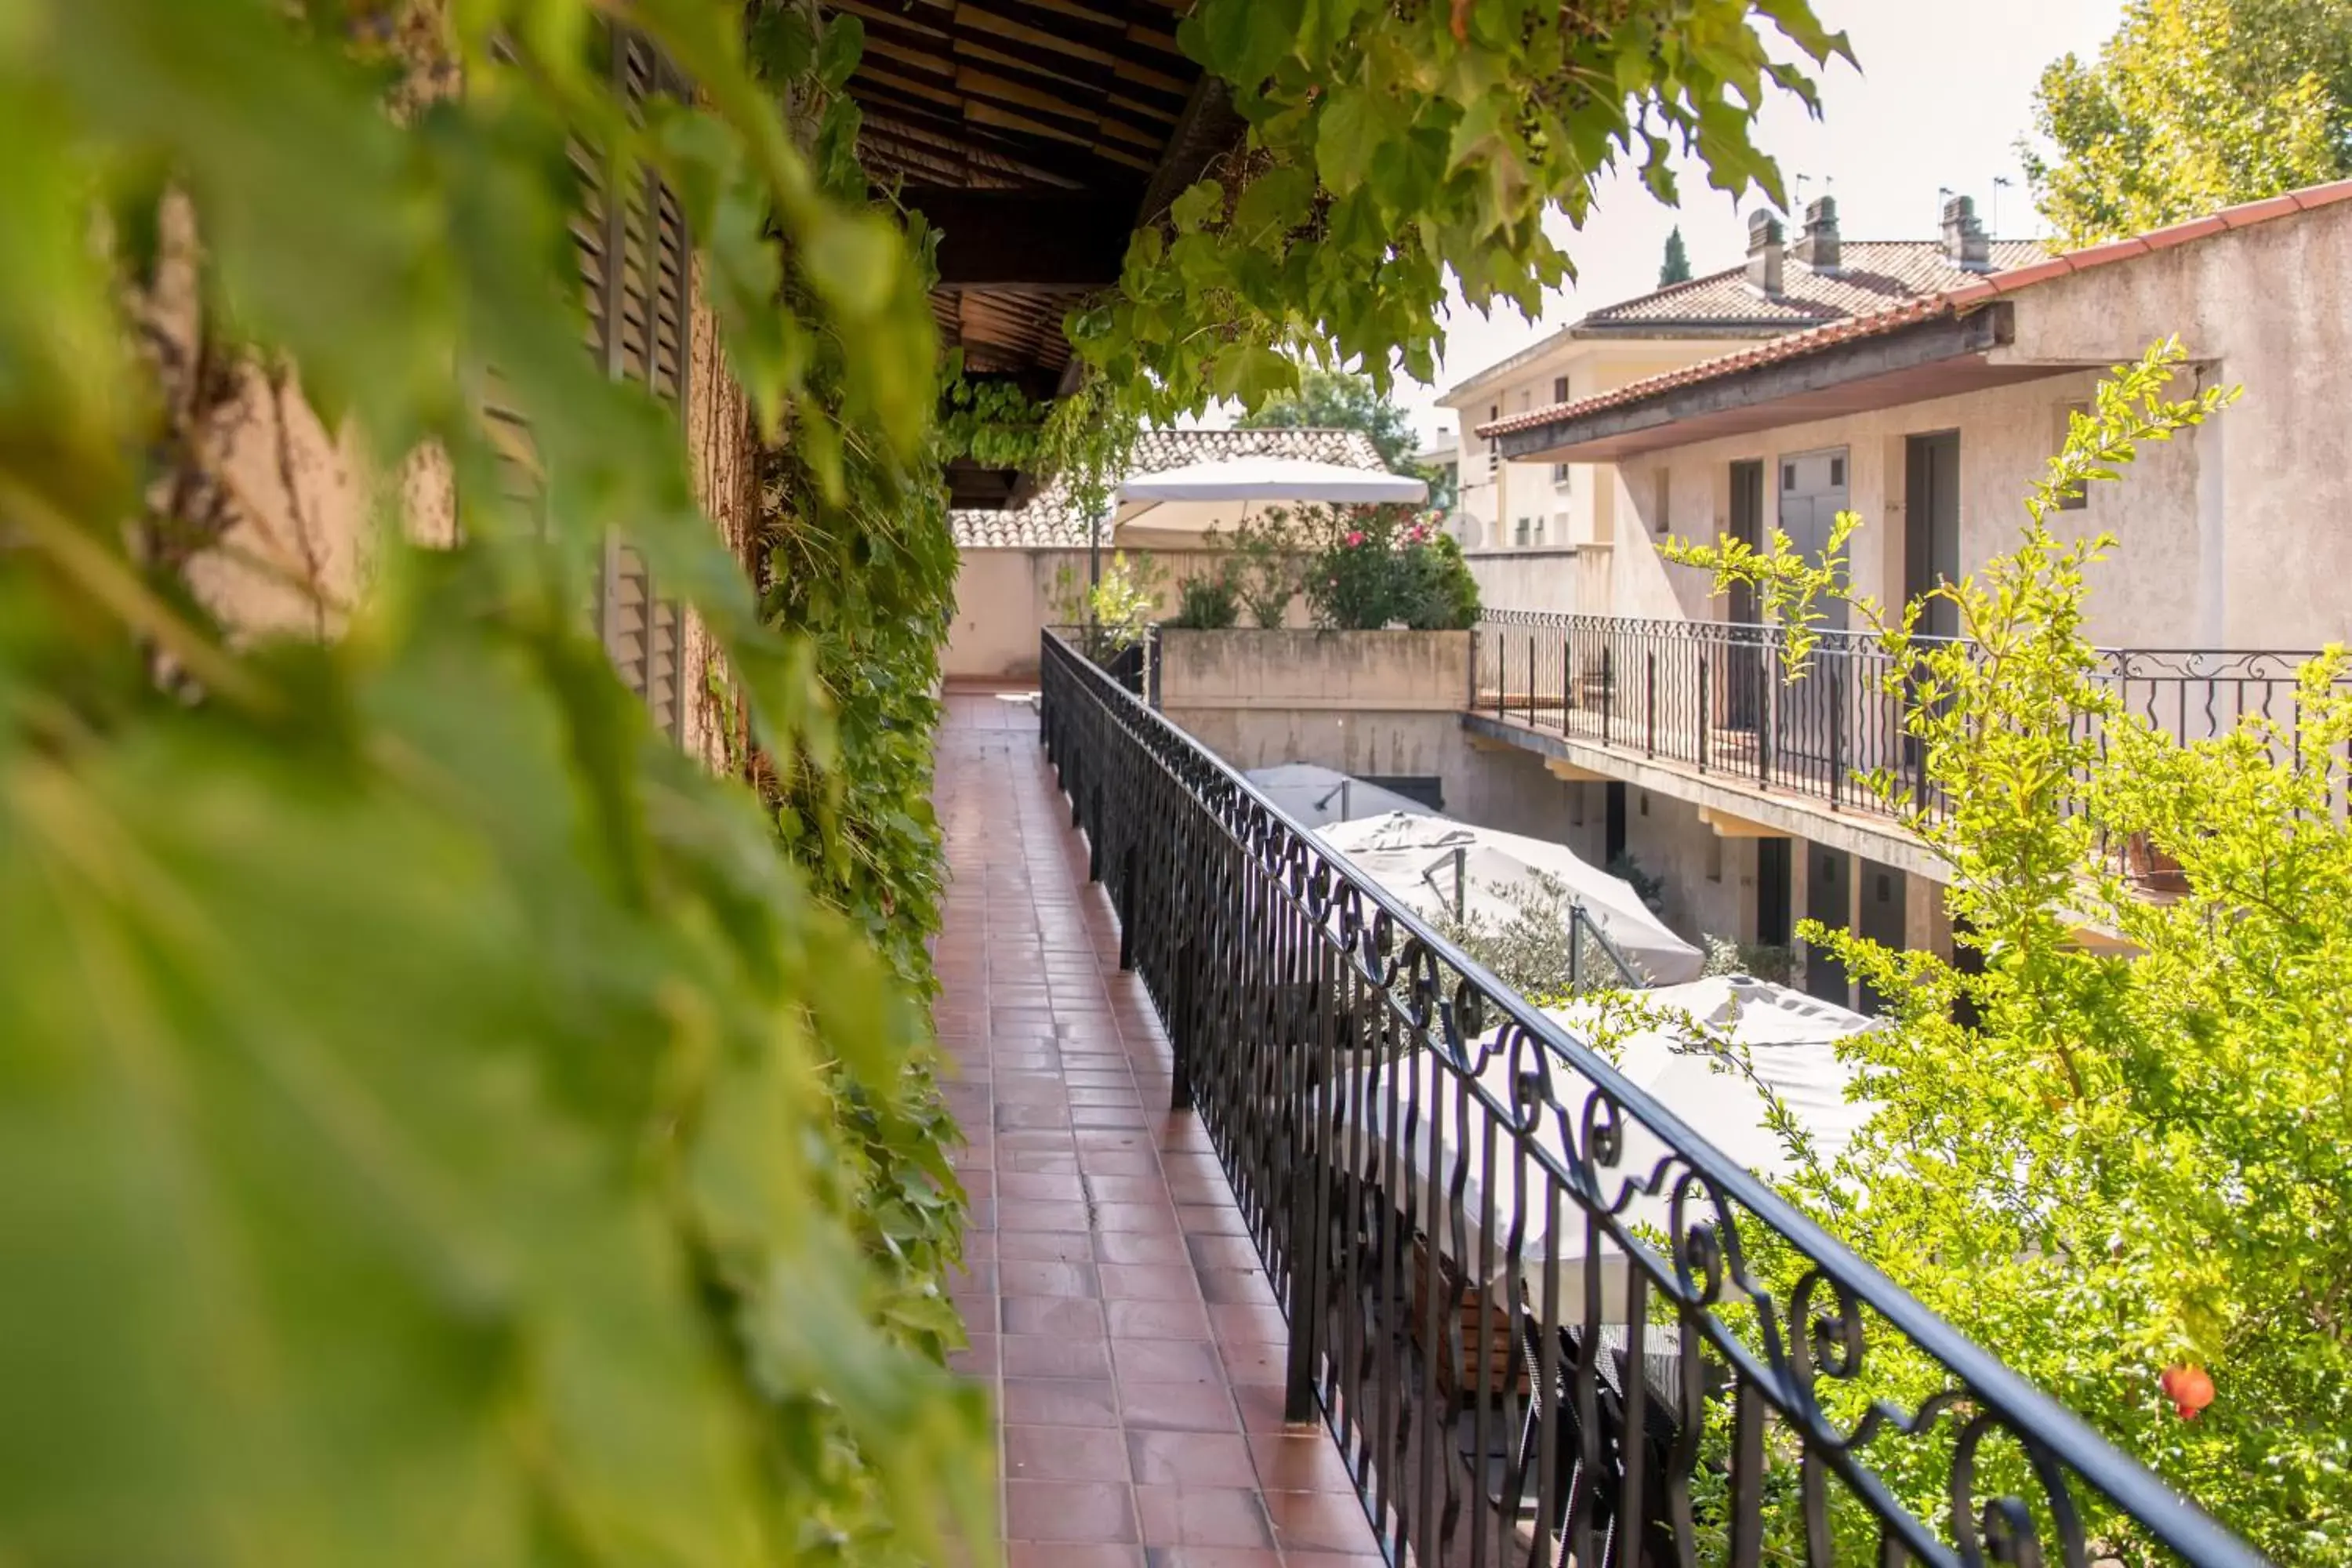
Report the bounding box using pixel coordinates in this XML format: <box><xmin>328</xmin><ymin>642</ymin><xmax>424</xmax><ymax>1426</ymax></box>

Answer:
<box><xmin>1454</xmin><ymin>182</ymin><xmax>2352</xmax><ymax>1009</ymax></box>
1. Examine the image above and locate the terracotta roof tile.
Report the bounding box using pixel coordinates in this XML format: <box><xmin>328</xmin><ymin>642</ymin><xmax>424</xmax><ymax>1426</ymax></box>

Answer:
<box><xmin>1576</xmin><ymin>239</ymin><xmax>2046</xmax><ymax>330</ymax></box>
<box><xmin>1475</xmin><ymin>178</ymin><xmax>2352</xmax><ymax>443</ymax></box>
<box><xmin>949</xmin><ymin>426</ymin><xmax>1388</xmax><ymax>550</ymax></box>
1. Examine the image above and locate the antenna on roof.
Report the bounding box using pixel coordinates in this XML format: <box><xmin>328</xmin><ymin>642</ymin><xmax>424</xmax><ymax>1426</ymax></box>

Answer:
<box><xmin>1992</xmin><ymin>176</ymin><xmax>2014</xmax><ymax>238</ymax></box>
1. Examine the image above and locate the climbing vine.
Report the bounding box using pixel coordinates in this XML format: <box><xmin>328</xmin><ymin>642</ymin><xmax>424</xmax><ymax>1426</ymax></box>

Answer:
<box><xmin>1069</xmin><ymin>0</ymin><xmax>1850</xmax><ymax>417</ymax></box>
<box><xmin>2</xmin><ymin>1</ymin><xmax>1855</xmax><ymax>1565</ymax></box>
<box><xmin>0</xmin><ymin>2</ymin><xmax>983</xmax><ymax>1565</ymax></box>
<box><xmin>938</xmin><ymin>372</ymin><xmax>1054</xmax><ymax>472</ymax></box>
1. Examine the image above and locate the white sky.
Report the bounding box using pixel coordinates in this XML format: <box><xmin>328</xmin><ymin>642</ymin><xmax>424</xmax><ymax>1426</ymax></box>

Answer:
<box><xmin>1184</xmin><ymin>0</ymin><xmax>2128</xmax><ymax>446</ymax></box>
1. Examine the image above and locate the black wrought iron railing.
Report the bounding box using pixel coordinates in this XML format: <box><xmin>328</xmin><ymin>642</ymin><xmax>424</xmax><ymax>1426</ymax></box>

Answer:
<box><xmin>1470</xmin><ymin>612</ymin><xmax>2345</xmax><ymax>822</ymax></box>
<box><xmin>1048</xmin><ymin>621</ymin><xmax>1159</xmax><ymax>702</ymax></box>
<box><xmin>1039</xmin><ymin>626</ymin><xmax>2264</xmax><ymax>1568</ymax></box>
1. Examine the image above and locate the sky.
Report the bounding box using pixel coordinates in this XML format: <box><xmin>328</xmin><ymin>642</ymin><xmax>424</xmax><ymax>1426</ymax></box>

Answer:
<box><xmin>1187</xmin><ymin>0</ymin><xmax>2131</xmax><ymax>446</ymax></box>
<box><xmin>1398</xmin><ymin>0</ymin><xmax>2129</xmax><ymax>445</ymax></box>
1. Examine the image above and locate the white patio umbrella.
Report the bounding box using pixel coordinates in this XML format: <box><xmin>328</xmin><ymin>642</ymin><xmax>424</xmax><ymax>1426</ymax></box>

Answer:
<box><xmin>1330</xmin><ymin>976</ymin><xmax>1873</xmax><ymax>1319</ymax></box>
<box><xmin>1314</xmin><ymin>811</ymin><xmax>1704</xmax><ymax>985</ymax></box>
<box><xmin>1243</xmin><ymin>764</ymin><xmax>1437</xmax><ymax>828</ymax></box>
<box><xmin>1112</xmin><ymin>456</ymin><xmax>1428</xmax><ymax>546</ymax></box>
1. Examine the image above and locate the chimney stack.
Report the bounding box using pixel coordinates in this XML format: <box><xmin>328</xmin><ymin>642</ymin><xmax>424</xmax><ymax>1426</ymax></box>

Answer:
<box><xmin>1941</xmin><ymin>194</ymin><xmax>1991</xmax><ymax>270</ymax></box>
<box><xmin>1746</xmin><ymin>209</ymin><xmax>1784</xmax><ymax>296</ymax></box>
<box><xmin>1793</xmin><ymin>195</ymin><xmax>1841</xmax><ymax>270</ymax></box>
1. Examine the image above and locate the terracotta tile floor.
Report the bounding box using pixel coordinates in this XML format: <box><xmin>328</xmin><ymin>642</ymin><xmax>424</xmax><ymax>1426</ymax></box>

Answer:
<box><xmin>934</xmin><ymin>688</ymin><xmax>1383</xmax><ymax>1568</ymax></box>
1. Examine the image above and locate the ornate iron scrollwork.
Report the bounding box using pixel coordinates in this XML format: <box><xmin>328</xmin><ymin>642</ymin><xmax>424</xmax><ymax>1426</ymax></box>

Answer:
<box><xmin>1036</xmin><ymin>628</ymin><xmax>2263</xmax><ymax>1568</ymax></box>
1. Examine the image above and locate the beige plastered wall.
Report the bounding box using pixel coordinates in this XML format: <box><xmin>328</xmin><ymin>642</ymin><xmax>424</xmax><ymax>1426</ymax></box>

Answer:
<box><xmin>1463</xmin><ymin>546</ymin><xmax>1580</xmax><ymax>613</ymax></box>
<box><xmin>945</xmin><ymin>547</ymin><xmax>1312</xmax><ymax>682</ymax></box>
<box><xmin>1447</xmin><ymin>337</ymin><xmax>1756</xmax><ymax>555</ymax></box>
<box><xmin>1602</xmin><ymin>202</ymin><xmax>2352</xmax><ymax>652</ymax></box>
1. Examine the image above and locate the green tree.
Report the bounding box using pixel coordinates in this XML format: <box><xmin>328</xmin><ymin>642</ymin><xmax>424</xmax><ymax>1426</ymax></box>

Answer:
<box><xmin>1670</xmin><ymin>342</ymin><xmax>2350</xmax><ymax>1562</ymax></box>
<box><xmin>2024</xmin><ymin>0</ymin><xmax>2352</xmax><ymax>245</ymax></box>
<box><xmin>1660</xmin><ymin>224</ymin><xmax>1693</xmax><ymax>285</ymax></box>
<box><xmin>1238</xmin><ymin>365</ymin><xmax>1425</xmax><ymax>472</ymax></box>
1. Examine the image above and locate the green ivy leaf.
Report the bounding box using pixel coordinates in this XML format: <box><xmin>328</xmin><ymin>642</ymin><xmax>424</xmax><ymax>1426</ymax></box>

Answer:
<box><xmin>1314</xmin><ymin>87</ymin><xmax>1384</xmax><ymax>194</ymax></box>
<box><xmin>800</xmin><ymin>207</ymin><xmax>899</xmax><ymax>318</ymax></box>
<box><xmin>1210</xmin><ymin>341</ymin><xmax>1298</xmax><ymax>406</ymax></box>
<box><xmin>1230</xmin><ymin>165</ymin><xmax>1313</xmax><ymax>238</ymax></box>
<box><xmin>1170</xmin><ymin>177</ymin><xmax>1224</xmax><ymax>234</ymax></box>
<box><xmin>815</xmin><ymin>13</ymin><xmax>863</xmax><ymax>91</ymax></box>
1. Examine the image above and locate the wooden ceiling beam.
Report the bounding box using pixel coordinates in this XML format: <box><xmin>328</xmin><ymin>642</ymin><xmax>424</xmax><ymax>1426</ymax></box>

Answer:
<box><xmin>964</xmin><ymin>98</ymin><xmax>1094</xmax><ymax>150</ymax></box>
<box><xmin>955</xmin><ymin>64</ymin><xmax>1104</xmax><ymax>128</ymax></box>
<box><xmin>1106</xmin><ymin>92</ymin><xmax>1178</xmax><ymax>125</ymax></box>
<box><xmin>953</xmin><ymin>2</ymin><xmax>1119</xmax><ymax>67</ymax></box>
<box><xmin>857</xmin><ymin>63</ymin><xmax>963</xmax><ymax>110</ymax></box>
<box><xmin>860</xmin><ymin>31</ymin><xmax>956</xmax><ymax>81</ymax></box>
<box><xmin>904</xmin><ymin>187</ymin><xmax>1134</xmax><ymax>286</ymax></box>
<box><xmin>953</xmin><ymin>34</ymin><xmax>1098</xmax><ymax>95</ymax></box>
<box><xmin>1112</xmin><ymin>56</ymin><xmax>1189</xmax><ymax>96</ymax></box>
<box><xmin>854</xmin><ymin>87</ymin><xmax>1109</xmax><ymax>188</ymax></box>
<box><xmin>950</xmin><ymin>63</ymin><xmax>1168</xmax><ymax>154</ymax></box>
<box><xmin>830</xmin><ymin>0</ymin><xmax>949</xmax><ymax>40</ymax></box>
<box><xmin>976</xmin><ymin>0</ymin><xmax>1127</xmax><ymax>34</ymax></box>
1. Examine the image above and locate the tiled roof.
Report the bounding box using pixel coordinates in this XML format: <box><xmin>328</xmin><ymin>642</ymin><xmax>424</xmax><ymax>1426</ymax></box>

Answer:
<box><xmin>1475</xmin><ymin>178</ymin><xmax>2352</xmax><ymax>442</ymax></box>
<box><xmin>949</xmin><ymin>426</ymin><xmax>1388</xmax><ymax>549</ymax></box>
<box><xmin>1439</xmin><ymin>240</ymin><xmax>2044</xmax><ymax>401</ymax></box>
<box><xmin>1577</xmin><ymin>240</ymin><xmax>2046</xmax><ymax>328</ymax></box>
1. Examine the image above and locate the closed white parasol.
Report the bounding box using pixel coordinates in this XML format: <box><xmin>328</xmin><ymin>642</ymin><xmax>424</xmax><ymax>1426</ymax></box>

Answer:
<box><xmin>1242</xmin><ymin>764</ymin><xmax>1438</xmax><ymax>828</ymax></box>
<box><xmin>1313</xmin><ymin>811</ymin><xmax>1703</xmax><ymax>985</ymax></box>
<box><xmin>1112</xmin><ymin>456</ymin><xmax>1429</xmax><ymax>546</ymax></box>
<box><xmin>1331</xmin><ymin>976</ymin><xmax>1875</xmax><ymax>1319</ymax></box>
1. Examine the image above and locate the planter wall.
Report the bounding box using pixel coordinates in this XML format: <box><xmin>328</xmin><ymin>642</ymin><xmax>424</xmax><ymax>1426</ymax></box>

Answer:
<box><xmin>1156</xmin><ymin>628</ymin><xmax>1470</xmax><ymax>712</ymax></box>
<box><xmin>942</xmin><ymin>549</ymin><xmax>1311</xmax><ymax>682</ymax></box>
<box><xmin>1155</xmin><ymin>628</ymin><xmax>1471</xmax><ymax>783</ymax></box>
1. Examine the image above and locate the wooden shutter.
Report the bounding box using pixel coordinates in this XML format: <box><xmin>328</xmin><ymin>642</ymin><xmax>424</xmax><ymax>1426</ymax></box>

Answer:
<box><xmin>576</xmin><ymin>27</ymin><xmax>691</xmax><ymax>741</ymax></box>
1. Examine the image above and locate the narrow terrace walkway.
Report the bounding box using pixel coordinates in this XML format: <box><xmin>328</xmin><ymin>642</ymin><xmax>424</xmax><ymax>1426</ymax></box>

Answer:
<box><xmin>935</xmin><ymin>688</ymin><xmax>1382</xmax><ymax>1568</ymax></box>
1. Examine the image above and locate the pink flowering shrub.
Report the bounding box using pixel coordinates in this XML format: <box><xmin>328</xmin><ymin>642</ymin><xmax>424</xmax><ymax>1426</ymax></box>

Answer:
<box><xmin>1290</xmin><ymin>503</ymin><xmax>1479</xmax><ymax>630</ymax></box>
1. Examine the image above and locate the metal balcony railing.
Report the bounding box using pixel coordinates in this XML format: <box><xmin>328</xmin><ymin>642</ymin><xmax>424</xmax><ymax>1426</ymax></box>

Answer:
<box><xmin>1471</xmin><ymin>612</ymin><xmax>2345</xmax><ymax>825</ymax></box>
<box><xmin>1039</xmin><ymin>626</ymin><xmax>2263</xmax><ymax>1568</ymax></box>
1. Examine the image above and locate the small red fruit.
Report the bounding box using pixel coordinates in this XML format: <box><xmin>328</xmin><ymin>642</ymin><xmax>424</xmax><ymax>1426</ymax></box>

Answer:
<box><xmin>2159</xmin><ymin>1363</ymin><xmax>2215</xmax><ymax>1420</ymax></box>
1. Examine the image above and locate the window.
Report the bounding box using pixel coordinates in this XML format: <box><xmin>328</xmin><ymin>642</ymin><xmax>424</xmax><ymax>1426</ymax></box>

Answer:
<box><xmin>1514</xmin><ymin>516</ymin><xmax>1532</xmax><ymax>546</ymax></box>
<box><xmin>2056</xmin><ymin>401</ymin><xmax>2090</xmax><ymax>510</ymax></box>
<box><xmin>1652</xmin><ymin>466</ymin><xmax>1672</xmax><ymax>534</ymax></box>
<box><xmin>1552</xmin><ymin>374</ymin><xmax>1570</xmax><ymax>403</ymax></box>
<box><xmin>1487</xmin><ymin>406</ymin><xmax>1500</xmax><ymax>476</ymax></box>
<box><xmin>1783</xmin><ymin>461</ymin><xmax>1797</xmax><ymax>491</ymax></box>
<box><xmin>1829</xmin><ymin>455</ymin><xmax>1846</xmax><ymax>488</ymax></box>
<box><xmin>1552</xmin><ymin>463</ymin><xmax>1572</xmax><ymax>485</ymax></box>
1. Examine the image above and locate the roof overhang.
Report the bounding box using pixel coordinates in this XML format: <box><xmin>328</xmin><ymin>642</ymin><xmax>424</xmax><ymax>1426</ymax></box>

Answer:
<box><xmin>1494</xmin><ymin>303</ymin><xmax>2077</xmax><ymax>463</ymax></box>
